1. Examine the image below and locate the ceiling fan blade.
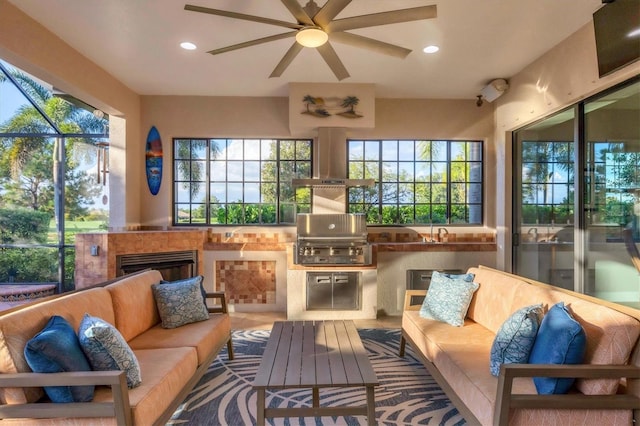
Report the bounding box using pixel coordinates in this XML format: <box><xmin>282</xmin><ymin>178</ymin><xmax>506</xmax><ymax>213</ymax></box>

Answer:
<box><xmin>270</xmin><ymin>42</ymin><xmax>304</xmax><ymax>78</ymax></box>
<box><xmin>207</xmin><ymin>32</ymin><xmax>296</xmax><ymax>55</ymax></box>
<box><xmin>280</xmin><ymin>0</ymin><xmax>314</xmax><ymax>26</ymax></box>
<box><xmin>327</xmin><ymin>5</ymin><xmax>437</xmax><ymax>32</ymax></box>
<box><xmin>185</xmin><ymin>4</ymin><xmax>304</xmax><ymax>30</ymax></box>
<box><xmin>329</xmin><ymin>32</ymin><xmax>411</xmax><ymax>58</ymax></box>
<box><xmin>314</xmin><ymin>0</ymin><xmax>352</xmax><ymax>28</ymax></box>
<box><xmin>316</xmin><ymin>42</ymin><xmax>350</xmax><ymax>81</ymax></box>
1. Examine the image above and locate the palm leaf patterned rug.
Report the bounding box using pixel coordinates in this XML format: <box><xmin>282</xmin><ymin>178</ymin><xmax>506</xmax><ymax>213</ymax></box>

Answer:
<box><xmin>168</xmin><ymin>328</ymin><xmax>465</xmax><ymax>425</ymax></box>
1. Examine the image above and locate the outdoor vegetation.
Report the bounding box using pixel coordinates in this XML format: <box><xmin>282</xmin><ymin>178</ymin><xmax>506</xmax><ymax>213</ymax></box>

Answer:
<box><xmin>0</xmin><ymin>63</ymin><xmax>108</xmax><ymax>286</ymax></box>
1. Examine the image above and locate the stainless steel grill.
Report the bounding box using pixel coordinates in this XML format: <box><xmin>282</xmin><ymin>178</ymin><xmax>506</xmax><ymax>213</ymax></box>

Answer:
<box><xmin>293</xmin><ymin>213</ymin><xmax>371</xmax><ymax>266</ymax></box>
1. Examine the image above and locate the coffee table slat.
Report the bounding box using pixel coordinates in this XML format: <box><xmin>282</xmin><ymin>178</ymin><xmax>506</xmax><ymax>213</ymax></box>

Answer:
<box><xmin>269</xmin><ymin>321</ymin><xmax>293</xmax><ymax>386</ymax></box>
<box><xmin>301</xmin><ymin>322</ymin><xmax>317</xmax><ymax>384</ymax></box>
<box><xmin>253</xmin><ymin>321</ymin><xmax>284</xmax><ymax>387</ymax></box>
<box><xmin>284</xmin><ymin>322</ymin><xmax>304</xmax><ymax>386</ymax></box>
<box><xmin>314</xmin><ymin>321</ymin><xmax>332</xmax><ymax>386</ymax></box>
<box><xmin>335</xmin><ymin>320</ymin><xmax>365</xmax><ymax>384</ymax></box>
<box><xmin>323</xmin><ymin>321</ymin><xmax>347</xmax><ymax>385</ymax></box>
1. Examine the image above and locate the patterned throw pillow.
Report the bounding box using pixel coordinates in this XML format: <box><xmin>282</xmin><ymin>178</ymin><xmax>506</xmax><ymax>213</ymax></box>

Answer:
<box><xmin>419</xmin><ymin>271</ymin><xmax>480</xmax><ymax>327</ymax></box>
<box><xmin>160</xmin><ymin>275</ymin><xmax>208</xmax><ymax>309</ymax></box>
<box><xmin>78</xmin><ymin>314</ymin><xmax>142</xmax><ymax>388</ymax></box>
<box><xmin>24</xmin><ymin>315</ymin><xmax>94</xmax><ymax>402</ymax></box>
<box><xmin>528</xmin><ymin>302</ymin><xmax>586</xmax><ymax>394</ymax></box>
<box><xmin>489</xmin><ymin>304</ymin><xmax>543</xmax><ymax>376</ymax></box>
<box><xmin>152</xmin><ymin>277</ymin><xmax>210</xmax><ymax>329</ymax></box>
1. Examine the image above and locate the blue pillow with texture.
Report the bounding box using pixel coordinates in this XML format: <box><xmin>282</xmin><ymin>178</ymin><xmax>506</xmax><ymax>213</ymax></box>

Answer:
<box><xmin>419</xmin><ymin>271</ymin><xmax>479</xmax><ymax>327</ymax></box>
<box><xmin>489</xmin><ymin>304</ymin><xmax>543</xmax><ymax>376</ymax></box>
<box><xmin>24</xmin><ymin>315</ymin><xmax>94</xmax><ymax>402</ymax></box>
<box><xmin>440</xmin><ymin>272</ymin><xmax>475</xmax><ymax>282</ymax></box>
<box><xmin>78</xmin><ymin>314</ymin><xmax>142</xmax><ymax>388</ymax></box>
<box><xmin>528</xmin><ymin>302</ymin><xmax>586</xmax><ymax>394</ymax></box>
<box><xmin>152</xmin><ymin>276</ymin><xmax>210</xmax><ymax>329</ymax></box>
<box><xmin>160</xmin><ymin>275</ymin><xmax>207</xmax><ymax>309</ymax></box>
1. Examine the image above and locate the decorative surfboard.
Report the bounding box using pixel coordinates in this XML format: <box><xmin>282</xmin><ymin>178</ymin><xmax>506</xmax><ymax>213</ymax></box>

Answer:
<box><xmin>145</xmin><ymin>126</ymin><xmax>163</xmax><ymax>195</ymax></box>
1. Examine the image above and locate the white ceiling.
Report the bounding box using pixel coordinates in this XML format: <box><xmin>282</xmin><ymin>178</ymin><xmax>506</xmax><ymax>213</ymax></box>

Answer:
<box><xmin>9</xmin><ymin>0</ymin><xmax>605</xmax><ymax>99</ymax></box>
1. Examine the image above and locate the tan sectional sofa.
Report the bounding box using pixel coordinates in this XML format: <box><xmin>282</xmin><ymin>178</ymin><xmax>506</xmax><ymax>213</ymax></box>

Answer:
<box><xmin>400</xmin><ymin>265</ymin><xmax>640</xmax><ymax>426</ymax></box>
<box><xmin>0</xmin><ymin>269</ymin><xmax>233</xmax><ymax>425</ymax></box>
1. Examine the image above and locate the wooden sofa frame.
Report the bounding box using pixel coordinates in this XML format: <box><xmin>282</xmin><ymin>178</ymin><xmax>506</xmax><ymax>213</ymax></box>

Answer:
<box><xmin>0</xmin><ymin>291</ymin><xmax>234</xmax><ymax>426</ymax></box>
<box><xmin>399</xmin><ymin>266</ymin><xmax>640</xmax><ymax>426</ymax></box>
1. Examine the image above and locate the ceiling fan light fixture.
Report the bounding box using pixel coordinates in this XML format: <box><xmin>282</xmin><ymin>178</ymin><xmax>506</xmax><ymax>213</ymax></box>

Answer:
<box><xmin>296</xmin><ymin>27</ymin><xmax>328</xmax><ymax>48</ymax></box>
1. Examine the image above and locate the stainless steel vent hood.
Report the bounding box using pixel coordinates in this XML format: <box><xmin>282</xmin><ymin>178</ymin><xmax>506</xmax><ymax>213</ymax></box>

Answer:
<box><xmin>292</xmin><ymin>127</ymin><xmax>375</xmax><ymax>188</ymax></box>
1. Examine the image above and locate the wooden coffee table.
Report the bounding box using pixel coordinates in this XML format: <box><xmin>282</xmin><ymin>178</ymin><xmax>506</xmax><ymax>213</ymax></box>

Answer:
<box><xmin>253</xmin><ymin>320</ymin><xmax>378</xmax><ymax>425</ymax></box>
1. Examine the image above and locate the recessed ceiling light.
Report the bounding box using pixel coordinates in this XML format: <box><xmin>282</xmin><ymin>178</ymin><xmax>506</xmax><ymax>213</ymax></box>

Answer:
<box><xmin>423</xmin><ymin>45</ymin><xmax>439</xmax><ymax>54</ymax></box>
<box><xmin>180</xmin><ymin>42</ymin><xmax>197</xmax><ymax>50</ymax></box>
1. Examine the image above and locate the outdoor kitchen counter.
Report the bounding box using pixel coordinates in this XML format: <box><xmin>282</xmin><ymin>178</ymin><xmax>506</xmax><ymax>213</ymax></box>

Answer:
<box><xmin>374</xmin><ymin>242</ymin><xmax>496</xmax><ymax>252</ymax></box>
<box><xmin>204</xmin><ymin>242</ymin><xmax>496</xmax><ymax>253</ymax></box>
<box><xmin>205</xmin><ymin>242</ymin><xmax>288</xmax><ymax>251</ymax></box>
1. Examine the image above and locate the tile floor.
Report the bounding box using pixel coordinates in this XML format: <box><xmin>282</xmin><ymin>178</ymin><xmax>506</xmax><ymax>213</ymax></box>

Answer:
<box><xmin>229</xmin><ymin>311</ymin><xmax>402</xmax><ymax>331</ymax></box>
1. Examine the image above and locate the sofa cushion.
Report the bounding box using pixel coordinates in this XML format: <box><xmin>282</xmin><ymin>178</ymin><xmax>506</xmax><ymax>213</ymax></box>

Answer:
<box><xmin>24</xmin><ymin>315</ymin><xmax>94</xmax><ymax>403</ymax></box>
<box><xmin>528</xmin><ymin>302</ymin><xmax>586</xmax><ymax>394</ymax></box>
<box><xmin>106</xmin><ymin>270</ymin><xmax>163</xmax><ymax>342</ymax></box>
<box><xmin>419</xmin><ymin>271</ymin><xmax>479</xmax><ymax>327</ymax></box>
<box><xmin>490</xmin><ymin>304</ymin><xmax>543</xmax><ymax>376</ymax></box>
<box><xmin>129</xmin><ymin>313</ymin><xmax>231</xmax><ymax>365</ymax></box>
<box><xmin>152</xmin><ymin>278</ymin><xmax>210</xmax><ymax>329</ymax></box>
<box><xmin>78</xmin><ymin>314</ymin><xmax>142</xmax><ymax>388</ymax></box>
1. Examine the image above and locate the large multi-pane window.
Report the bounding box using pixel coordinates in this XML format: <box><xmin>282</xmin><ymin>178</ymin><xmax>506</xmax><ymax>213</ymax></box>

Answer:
<box><xmin>173</xmin><ymin>138</ymin><xmax>312</xmax><ymax>225</ymax></box>
<box><xmin>347</xmin><ymin>139</ymin><xmax>483</xmax><ymax>225</ymax></box>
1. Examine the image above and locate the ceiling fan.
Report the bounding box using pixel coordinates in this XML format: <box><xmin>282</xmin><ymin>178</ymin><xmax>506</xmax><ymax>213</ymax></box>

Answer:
<box><xmin>184</xmin><ymin>0</ymin><xmax>437</xmax><ymax>81</ymax></box>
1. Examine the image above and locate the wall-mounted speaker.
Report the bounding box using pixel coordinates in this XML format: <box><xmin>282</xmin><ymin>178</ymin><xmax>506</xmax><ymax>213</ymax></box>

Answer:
<box><xmin>480</xmin><ymin>78</ymin><xmax>509</xmax><ymax>102</ymax></box>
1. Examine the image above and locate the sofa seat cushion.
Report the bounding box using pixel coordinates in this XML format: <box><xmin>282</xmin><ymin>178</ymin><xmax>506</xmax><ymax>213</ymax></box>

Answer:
<box><xmin>1</xmin><ymin>347</ymin><xmax>199</xmax><ymax>426</ymax></box>
<box><xmin>128</xmin><ymin>314</ymin><xmax>230</xmax><ymax>365</ymax></box>
<box><xmin>96</xmin><ymin>347</ymin><xmax>197</xmax><ymax>426</ymax></box>
<box><xmin>403</xmin><ymin>310</ymin><xmax>538</xmax><ymax>426</ymax></box>
<box><xmin>0</xmin><ymin>287</ymin><xmax>115</xmax><ymax>405</ymax></box>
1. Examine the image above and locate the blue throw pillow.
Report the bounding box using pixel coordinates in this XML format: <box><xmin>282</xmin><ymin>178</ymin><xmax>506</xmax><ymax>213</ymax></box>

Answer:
<box><xmin>152</xmin><ymin>276</ymin><xmax>210</xmax><ymax>329</ymax></box>
<box><xmin>160</xmin><ymin>275</ymin><xmax>207</xmax><ymax>309</ymax></box>
<box><xmin>528</xmin><ymin>302</ymin><xmax>586</xmax><ymax>394</ymax></box>
<box><xmin>419</xmin><ymin>271</ymin><xmax>479</xmax><ymax>327</ymax></box>
<box><xmin>24</xmin><ymin>315</ymin><xmax>94</xmax><ymax>402</ymax></box>
<box><xmin>489</xmin><ymin>304</ymin><xmax>543</xmax><ymax>376</ymax></box>
<box><xmin>440</xmin><ymin>272</ymin><xmax>475</xmax><ymax>282</ymax></box>
<box><xmin>78</xmin><ymin>314</ymin><xmax>142</xmax><ymax>388</ymax></box>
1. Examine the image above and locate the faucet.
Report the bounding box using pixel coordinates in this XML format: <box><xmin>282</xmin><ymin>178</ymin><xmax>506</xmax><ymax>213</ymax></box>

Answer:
<box><xmin>424</xmin><ymin>224</ymin><xmax>436</xmax><ymax>243</ymax></box>
<box><xmin>527</xmin><ymin>227</ymin><xmax>538</xmax><ymax>242</ymax></box>
<box><xmin>438</xmin><ymin>227</ymin><xmax>448</xmax><ymax>241</ymax></box>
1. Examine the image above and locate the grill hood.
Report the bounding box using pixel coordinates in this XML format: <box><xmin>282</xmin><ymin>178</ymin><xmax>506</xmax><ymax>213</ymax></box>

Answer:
<box><xmin>292</xmin><ymin>127</ymin><xmax>374</xmax><ymax>189</ymax></box>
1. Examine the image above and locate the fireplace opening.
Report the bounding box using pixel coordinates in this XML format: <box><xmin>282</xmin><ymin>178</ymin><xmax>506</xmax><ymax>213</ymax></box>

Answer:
<box><xmin>306</xmin><ymin>272</ymin><xmax>361</xmax><ymax>310</ymax></box>
<box><xmin>116</xmin><ymin>250</ymin><xmax>198</xmax><ymax>281</ymax></box>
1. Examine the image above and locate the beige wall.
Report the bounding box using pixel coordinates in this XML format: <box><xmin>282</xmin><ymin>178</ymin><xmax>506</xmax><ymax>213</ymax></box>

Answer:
<box><xmin>493</xmin><ymin>22</ymin><xmax>640</xmax><ymax>270</ymax></box>
<box><xmin>140</xmin><ymin>95</ymin><xmax>495</xmax><ymax>228</ymax></box>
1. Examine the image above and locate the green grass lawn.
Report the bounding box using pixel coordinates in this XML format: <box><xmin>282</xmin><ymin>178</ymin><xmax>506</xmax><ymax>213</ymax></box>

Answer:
<box><xmin>48</xmin><ymin>220</ymin><xmax>107</xmax><ymax>243</ymax></box>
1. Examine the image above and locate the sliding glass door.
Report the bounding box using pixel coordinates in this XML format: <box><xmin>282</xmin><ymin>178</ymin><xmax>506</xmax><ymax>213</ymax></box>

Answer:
<box><xmin>583</xmin><ymin>82</ymin><xmax>640</xmax><ymax>307</ymax></box>
<box><xmin>513</xmin><ymin>78</ymin><xmax>640</xmax><ymax>308</ymax></box>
